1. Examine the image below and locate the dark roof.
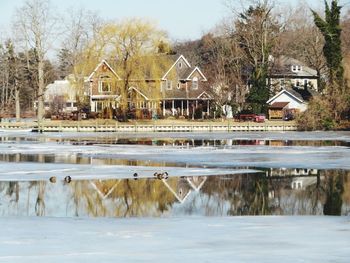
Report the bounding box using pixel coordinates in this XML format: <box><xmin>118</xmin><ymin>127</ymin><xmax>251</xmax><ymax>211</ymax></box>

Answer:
<box><xmin>270</xmin><ymin>56</ymin><xmax>318</xmax><ymax>78</ymax></box>
<box><xmin>269</xmin><ymin>102</ymin><xmax>290</xmax><ymax>109</ymax></box>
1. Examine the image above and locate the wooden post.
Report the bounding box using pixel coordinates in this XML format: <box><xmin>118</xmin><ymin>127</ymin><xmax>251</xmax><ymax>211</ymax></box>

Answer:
<box><xmin>172</xmin><ymin>100</ymin><xmax>175</xmax><ymax>116</ymax></box>
<box><xmin>207</xmin><ymin>100</ymin><xmax>210</xmax><ymax>115</ymax></box>
<box><xmin>181</xmin><ymin>100</ymin><xmax>184</xmax><ymax>116</ymax></box>
<box><xmin>187</xmin><ymin>100</ymin><xmax>189</xmax><ymax>116</ymax></box>
<box><xmin>163</xmin><ymin>100</ymin><xmax>165</xmax><ymax>116</ymax></box>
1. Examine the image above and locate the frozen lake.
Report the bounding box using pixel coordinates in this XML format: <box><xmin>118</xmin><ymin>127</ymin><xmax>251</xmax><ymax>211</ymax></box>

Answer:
<box><xmin>1</xmin><ymin>131</ymin><xmax>350</xmax><ymax>262</ymax></box>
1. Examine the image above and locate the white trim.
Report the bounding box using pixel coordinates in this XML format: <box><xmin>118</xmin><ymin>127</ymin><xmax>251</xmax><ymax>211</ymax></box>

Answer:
<box><xmin>267</xmin><ymin>89</ymin><xmax>304</xmax><ymax>104</ymax></box>
<box><xmin>197</xmin><ymin>91</ymin><xmax>212</xmax><ymax>99</ymax></box>
<box><xmin>186</xmin><ymin>67</ymin><xmax>207</xmax><ymax>81</ymax></box>
<box><xmin>128</xmin><ymin>87</ymin><xmax>149</xmax><ymax>100</ymax></box>
<box><xmin>161</xmin><ymin>55</ymin><xmax>191</xmax><ymax>80</ymax></box>
<box><xmin>87</xmin><ymin>60</ymin><xmax>121</xmax><ymax>81</ymax></box>
<box><xmin>91</xmin><ymin>95</ymin><xmax>121</xmax><ymax>100</ymax></box>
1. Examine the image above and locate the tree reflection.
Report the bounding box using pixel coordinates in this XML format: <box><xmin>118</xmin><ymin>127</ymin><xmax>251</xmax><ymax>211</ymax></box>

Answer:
<box><xmin>0</xmin><ymin>169</ymin><xmax>349</xmax><ymax>217</ymax></box>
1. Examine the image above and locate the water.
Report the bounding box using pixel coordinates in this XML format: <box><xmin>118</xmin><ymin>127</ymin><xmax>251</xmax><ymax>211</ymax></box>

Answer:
<box><xmin>0</xmin><ymin>132</ymin><xmax>350</xmax><ymax>218</ymax></box>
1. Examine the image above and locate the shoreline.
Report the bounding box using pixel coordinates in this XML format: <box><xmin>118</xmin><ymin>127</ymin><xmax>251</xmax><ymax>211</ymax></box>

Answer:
<box><xmin>0</xmin><ymin>120</ymin><xmax>298</xmax><ymax>132</ymax></box>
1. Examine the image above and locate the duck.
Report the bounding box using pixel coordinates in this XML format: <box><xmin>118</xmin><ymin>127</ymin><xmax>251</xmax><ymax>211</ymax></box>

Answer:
<box><xmin>153</xmin><ymin>172</ymin><xmax>169</xmax><ymax>180</ymax></box>
<box><xmin>49</xmin><ymin>176</ymin><xmax>56</xmax><ymax>183</ymax></box>
<box><xmin>64</xmin><ymin>176</ymin><xmax>72</xmax><ymax>183</ymax></box>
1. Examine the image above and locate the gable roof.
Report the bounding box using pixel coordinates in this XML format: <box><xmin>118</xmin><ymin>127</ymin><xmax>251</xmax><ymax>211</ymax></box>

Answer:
<box><xmin>162</xmin><ymin>55</ymin><xmax>191</xmax><ymax>80</ymax></box>
<box><xmin>87</xmin><ymin>60</ymin><xmax>121</xmax><ymax>81</ymax></box>
<box><xmin>186</xmin><ymin>67</ymin><xmax>207</xmax><ymax>81</ymax></box>
<box><xmin>267</xmin><ymin>87</ymin><xmax>318</xmax><ymax>104</ymax></box>
<box><xmin>267</xmin><ymin>89</ymin><xmax>304</xmax><ymax>104</ymax></box>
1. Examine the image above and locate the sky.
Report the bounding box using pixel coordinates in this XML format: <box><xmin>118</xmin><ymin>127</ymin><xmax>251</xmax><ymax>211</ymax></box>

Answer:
<box><xmin>0</xmin><ymin>0</ymin><xmax>324</xmax><ymax>42</ymax></box>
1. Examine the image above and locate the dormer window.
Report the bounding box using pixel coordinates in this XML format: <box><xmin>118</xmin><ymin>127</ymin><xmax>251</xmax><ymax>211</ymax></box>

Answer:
<box><xmin>178</xmin><ymin>62</ymin><xmax>182</xmax><ymax>69</ymax></box>
<box><xmin>98</xmin><ymin>76</ymin><xmax>111</xmax><ymax>93</ymax></box>
<box><xmin>192</xmin><ymin>77</ymin><xmax>198</xmax><ymax>90</ymax></box>
<box><xmin>291</xmin><ymin>65</ymin><xmax>302</xmax><ymax>72</ymax></box>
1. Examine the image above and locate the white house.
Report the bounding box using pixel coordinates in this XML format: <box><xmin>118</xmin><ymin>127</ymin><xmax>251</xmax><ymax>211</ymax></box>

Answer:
<box><xmin>44</xmin><ymin>79</ymin><xmax>77</xmax><ymax>113</ymax></box>
<box><xmin>267</xmin><ymin>88</ymin><xmax>317</xmax><ymax>120</ymax></box>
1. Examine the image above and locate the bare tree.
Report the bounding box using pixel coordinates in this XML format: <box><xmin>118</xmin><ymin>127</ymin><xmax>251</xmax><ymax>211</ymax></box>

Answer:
<box><xmin>13</xmin><ymin>0</ymin><xmax>58</xmax><ymax>120</ymax></box>
<box><xmin>277</xmin><ymin>3</ymin><xmax>326</xmax><ymax>91</ymax></box>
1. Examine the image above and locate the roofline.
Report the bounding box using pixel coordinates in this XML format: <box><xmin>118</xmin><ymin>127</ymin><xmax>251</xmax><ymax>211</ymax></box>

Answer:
<box><xmin>267</xmin><ymin>89</ymin><xmax>304</xmax><ymax>104</ymax></box>
<box><xmin>197</xmin><ymin>91</ymin><xmax>212</xmax><ymax>99</ymax></box>
<box><xmin>161</xmin><ymin>55</ymin><xmax>191</xmax><ymax>80</ymax></box>
<box><xmin>186</xmin><ymin>67</ymin><xmax>207</xmax><ymax>81</ymax></box>
<box><xmin>161</xmin><ymin>97</ymin><xmax>213</xmax><ymax>100</ymax></box>
<box><xmin>128</xmin><ymin>87</ymin><xmax>149</xmax><ymax>100</ymax></box>
<box><xmin>87</xmin><ymin>60</ymin><xmax>121</xmax><ymax>81</ymax></box>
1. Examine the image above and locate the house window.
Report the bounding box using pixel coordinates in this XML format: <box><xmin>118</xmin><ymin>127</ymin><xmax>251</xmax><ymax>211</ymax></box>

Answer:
<box><xmin>177</xmin><ymin>82</ymin><xmax>181</xmax><ymax>89</ymax></box>
<box><xmin>295</xmin><ymin>79</ymin><xmax>300</xmax><ymax>87</ymax></box>
<box><xmin>166</xmin><ymin>80</ymin><xmax>172</xmax><ymax>90</ymax></box>
<box><xmin>98</xmin><ymin>76</ymin><xmax>111</xmax><ymax>93</ymax></box>
<box><xmin>178</xmin><ymin>62</ymin><xmax>182</xmax><ymax>68</ymax></box>
<box><xmin>292</xmin><ymin>65</ymin><xmax>302</xmax><ymax>72</ymax></box>
<box><xmin>192</xmin><ymin>77</ymin><xmax>198</xmax><ymax>90</ymax></box>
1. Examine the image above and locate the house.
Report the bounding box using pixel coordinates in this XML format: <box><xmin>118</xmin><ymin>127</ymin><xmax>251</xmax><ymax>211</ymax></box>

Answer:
<box><xmin>87</xmin><ymin>55</ymin><xmax>211</xmax><ymax>119</ymax></box>
<box><xmin>87</xmin><ymin>60</ymin><xmax>122</xmax><ymax>115</ymax></box>
<box><xmin>267</xmin><ymin>87</ymin><xmax>317</xmax><ymax>120</ymax></box>
<box><xmin>268</xmin><ymin>56</ymin><xmax>319</xmax><ymax>93</ymax></box>
<box><xmin>266</xmin><ymin>56</ymin><xmax>319</xmax><ymax>120</ymax></box>
<box><xmin>44</xmin><ymin>79</ymin><xmax>77</xmax><ymax>113</ymax></box>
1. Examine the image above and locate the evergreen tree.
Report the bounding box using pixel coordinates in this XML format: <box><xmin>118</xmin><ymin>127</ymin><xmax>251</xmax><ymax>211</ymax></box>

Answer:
<box><xmin>312</xmin><ymin>0</ymin><xmax>348</xmax><ymax>122</ymax></box>
<box><xmin>312</xmin><ymin>0</ymin><xmax>344</xmax><ymax>86</ymax></box>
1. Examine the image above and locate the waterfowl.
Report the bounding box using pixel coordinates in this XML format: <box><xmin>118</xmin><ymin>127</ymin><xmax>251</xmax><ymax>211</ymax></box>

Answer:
<box><xmin>153</xmin><ymin>172</ymin><xmax>169</xmax><ymax>180</ymax></box>
<box><xmin>49</xmin><ymin>176</ymin><xmax>56</xmax><ymax>183</ymax></box>
<box><xmin>64</xmin><ymin>176</ymin><xmax>72</xmax><ymax>183</ymax></box>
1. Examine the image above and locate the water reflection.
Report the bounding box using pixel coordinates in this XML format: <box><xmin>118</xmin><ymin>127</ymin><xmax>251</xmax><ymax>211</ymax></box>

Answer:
<box><xmin>1</xmin><ymin>135</ymin><xmax>350</xmax><ymax>147</ymax></box>
<box><xmin>1</xmin><ymin>169</ymin><xmax>349</xmax><ymax>217</ymax></box>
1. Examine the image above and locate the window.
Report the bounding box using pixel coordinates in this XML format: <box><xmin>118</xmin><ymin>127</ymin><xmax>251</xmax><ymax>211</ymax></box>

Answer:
<box><xmin>98</xmin><ymin>76</ymin><xmax>111</xmax><ymax>93</ymax></box>
<box><xmin>178</xmin><ymin>62</ymin><xmax>182</xmax><ymax>68</ymax></box>
<box><xmin>192</xmin><ymin>77</ymin><xmax>198</xmax><ymax>90</ymax></box>
<box><xmin>303</xmin><ymin>79</ymin><xmax>308</xmax><ymax>87</ymax></box>
<box><xmin>177</xmin><ymin>82</ymin><xmax>181</xmax><ymax>89</ymax></box>
<box><xmin>66</xmin><ymin>102</ymin><xmax>72</xmax><ymax>107</ymax></box>
<box><xmin>295</xmin><ymin>80</ymin><xmax>300</xmax><ymax>87</ymax></box>
<box><xmin>292</xmin><ymin>65</ymin><xmax>302</xmax><ymax>72</ymax></box>
<box><xmin>166</xmin><ymin>80</ymin><xmax>172</xmax><ymax>90</ymax></box>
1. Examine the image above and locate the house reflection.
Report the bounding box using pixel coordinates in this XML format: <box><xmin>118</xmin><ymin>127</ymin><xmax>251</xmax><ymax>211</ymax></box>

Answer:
<box><xmin>0</xmin><ymin>170</ymin><xmax>348</xmax><ymax>217</ymax></box>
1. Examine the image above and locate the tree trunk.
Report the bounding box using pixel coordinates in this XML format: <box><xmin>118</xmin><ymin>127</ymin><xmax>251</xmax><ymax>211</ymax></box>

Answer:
<box><xmin>15</xmin><ymin>89</ymin><xmax>20</xmax><ymax>121</ymax></box>
<box><xmin>37</xmin><ymin>59</ymin><xmax>45</xmax><ymax>120</ymax></box>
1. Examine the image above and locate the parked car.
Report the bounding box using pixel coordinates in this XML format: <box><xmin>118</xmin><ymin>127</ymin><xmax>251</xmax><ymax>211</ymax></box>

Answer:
<box><xmin>255</xmin><ymin>114</ymin><xmax>266</xmax><ymax>123</ymax></box>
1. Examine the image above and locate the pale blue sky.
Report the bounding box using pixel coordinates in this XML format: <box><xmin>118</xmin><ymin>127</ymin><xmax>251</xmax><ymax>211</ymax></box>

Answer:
<box><xmin>0</xmin><ymin>0</ymin><xmax>329</xmax><ymax>41</ymax></box>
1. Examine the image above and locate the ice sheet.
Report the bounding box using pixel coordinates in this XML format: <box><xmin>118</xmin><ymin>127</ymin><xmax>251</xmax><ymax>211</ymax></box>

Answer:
<box><xmin>1</xmin><ymin>141</ymin><xmax>350</xmax><ymax>170</ymax></box>
<box><xmin>0</xmin><ymin>216</ymin><xmax>349</xmax><ymax>263</ymax></box>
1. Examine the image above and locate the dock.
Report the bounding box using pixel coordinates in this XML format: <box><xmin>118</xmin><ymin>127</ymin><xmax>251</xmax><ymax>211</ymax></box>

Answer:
<box><xmin>1</xmin><ymin>120</ymin><xmax>298</xmax><ymax>132</ymax></box>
